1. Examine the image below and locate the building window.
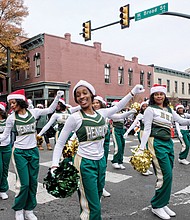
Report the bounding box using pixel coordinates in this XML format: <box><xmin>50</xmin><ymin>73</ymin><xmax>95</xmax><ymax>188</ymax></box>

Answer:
<box><xmin>175</xmin><ymin>81</ymin><xmax>178</xmax><ymax>93</ymax></box>
<box><xmin>147</xmin><ymin>72</ymin><xmax>151</xmax><ymax>87</ymax></box>
<box><xmin>104</xmin><ymin>64</ymin><xmax>110</xmax><ymax>84</ymax></box>
<box><xmin>188</xmin><ymin>83</ymin><xmax>190</xmax><ymax>95</ymax></box>
<box><xmin>118</xmin><ymin>67</ymin><xmax>124</xmax><ymax>85</ymax></box>
<box><xmin>128</xmin><ymin>68</ymin><xmax>133</xmax><ymax>86</ymax></box>
<box><xmin>25</xmin><ymin>70</ymin><xmax>30</xmax><ymax>79</ymax></box>
<box><xmin>167</xmin><ymin>80</ymin><xmax>170</xmax><ymax>93</ymax></box>
<box><xmin>158</xmin><ymin>78</ymin><xmax>162</xmax><ymax>84</ymax></box>
<box><xmin>15</xmin><ymin>70</ymin><xmax>20</xmax><ymax>81</ymax></box>
<box><xmin>140</xmin><ymin>70</ymin><xmax>144</xmax><ymax>85</ymax></box>
<box><xmin>182</xmin><ymin>82</ymin><xmax>185</xmax><ymax>94</ymax></box>
<box><xmin>34</xmin><ymin>53</ymin><xmax>41</xmax><ymax>77</ymax></box>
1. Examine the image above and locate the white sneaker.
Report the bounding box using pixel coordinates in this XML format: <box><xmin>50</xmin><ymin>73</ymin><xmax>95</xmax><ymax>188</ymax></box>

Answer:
<box><xmin>151</xmin><ymin>208</ymin><xmax>171</xmax><ymax>219</ymax></box>
<box><xmin>112</xmin><ymin>163</ymin><xmax>120</xmax><ymax>169</ymax></box>
<box><xmin>15</xmin><ymin>210</ymin><xmax>24</xmax><ymax>220</ymax></box>
<box><xmin>142</xmin><ymin>170</ymin><xmax>150</xmax><ymax>176</ymax></box>
<box><xmin>102</xmin><ymin>188</ymin><xmax>111</xmax><ymax>197</ymax></box>
<box><xmin>178</xmin><ymin>158</ymin><xmax>190</xmax><ymax>165</ymax></box>
<box><xmin>163</xmin><ymin>206</ymin><xmax>176</xmax><ymax>217</ymax></box>
<box><xmin>147</xmin><ymin>170</ymin><xmax>153</xmax><ymax>175</ymax></box>
<box><xmin>0</xmin><ymin>192</ymin><xmax>8</xmax><ymax>200</ymax></box>
<box><xmin>119</xmin><ymin>164</ymin><xmax>126</xmax><ymax>170</ymax></box>
<box><xmin>25</xmin><ymin>210</ymin><xmax>38</xmax><ymax>220</ymax></box>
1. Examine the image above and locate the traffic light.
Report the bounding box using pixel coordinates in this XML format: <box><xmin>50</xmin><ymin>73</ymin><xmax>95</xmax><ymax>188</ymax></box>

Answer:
<box><xmin>82</xmin><ymin>20</ymin><xmax>91</xmax><ymax>41</ymax></box>
<box><xmin>120</xmin><ymin>4</ymin><xmax>130</xmax><ymax>29</ymax></box>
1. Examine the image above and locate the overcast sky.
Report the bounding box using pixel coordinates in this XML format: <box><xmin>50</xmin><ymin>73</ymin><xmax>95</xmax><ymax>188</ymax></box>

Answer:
<box><xmin>22</xmin><ymin>0</ymin><xmax>190</xmax><ymax>72</ymax></box>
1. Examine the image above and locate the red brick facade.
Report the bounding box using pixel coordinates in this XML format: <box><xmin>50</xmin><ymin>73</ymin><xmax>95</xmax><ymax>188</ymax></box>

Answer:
<box><xmin>9</xmin><ymin>33</ymin><xmax>153</xmax><ymax>107</ymax></box>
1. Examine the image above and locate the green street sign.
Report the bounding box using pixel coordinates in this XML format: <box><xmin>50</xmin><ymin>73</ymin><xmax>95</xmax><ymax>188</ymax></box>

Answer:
<box><xmin>135</xmin><ymin>3</ymin><xmax>168</xmax><ymax>21</ymax></box>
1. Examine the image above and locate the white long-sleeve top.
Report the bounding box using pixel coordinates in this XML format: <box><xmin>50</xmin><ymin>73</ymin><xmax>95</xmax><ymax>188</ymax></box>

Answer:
<box><xmin>175</xmin><ymin>112</ymin><xmax>190</xmax><ymax>135</ymax></box>
<box><xmin>139</xmin><ymin>106</ymin><xmax>190</xmax><ymax>150</ymax></box>
<box><xmin>0</xmin><ymin>95</ymin><xmax>60</xmax><ymax>149</ymax></box>
<box><xmin>126</xmin><ymin>113</ymin><xmax>143</xmax><ymax>134</ymax></box>
<box><xmin>52</xmin><ymin>92</ymin><xmax>134</xmax><ymax>166</ymax></box>
<box><xmin>38</xmin><ymin>105</ymin><xmax>81</xmax><ymax>136</ymax></box>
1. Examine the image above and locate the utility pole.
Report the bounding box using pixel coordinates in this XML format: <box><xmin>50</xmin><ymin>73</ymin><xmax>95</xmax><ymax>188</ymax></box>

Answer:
<box><xmin>0</xmin><ymin>43</ymin><xmax>11</xmax><ymax>93</ymax></box>
<box><xmin>7</xmin><ymin>47</ymin><xmax>11</xmax><ymax>94</ymax></box>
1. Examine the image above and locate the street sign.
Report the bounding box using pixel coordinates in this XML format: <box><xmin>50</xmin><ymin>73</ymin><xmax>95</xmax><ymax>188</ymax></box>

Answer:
<box><xmin>135</xmin><ymin>3</ymin><xmax>168</xmax><ymax>21</ymax></box>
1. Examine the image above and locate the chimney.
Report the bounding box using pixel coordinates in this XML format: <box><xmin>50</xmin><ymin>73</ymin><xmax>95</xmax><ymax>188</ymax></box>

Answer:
<box><xmin>94</xmin><ymin>42</ymin><xmax>101</xmax><ymax>51</ymax></box>
<box><xmin>65</xmin><ymin>33</ymin><xmax>71</xmax><ymax>42</ymax></box>
<box><xmin>132</xmin><ymin>57</ymin><xmax>138</xmax><ymax>63</ymax></box>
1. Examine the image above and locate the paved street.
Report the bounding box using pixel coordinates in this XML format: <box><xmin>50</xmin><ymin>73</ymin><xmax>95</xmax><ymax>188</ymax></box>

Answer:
<box><xmin>1</xmin><ymin>136</ymin><xmax>190</xmax><ymax>220</ymax></box>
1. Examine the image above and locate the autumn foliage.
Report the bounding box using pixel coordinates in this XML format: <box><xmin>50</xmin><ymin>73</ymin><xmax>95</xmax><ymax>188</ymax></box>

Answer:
<box><xmin>0</xmin><ymin>0</ymin><xmax>29</xmax><ymax>70</ymax></box>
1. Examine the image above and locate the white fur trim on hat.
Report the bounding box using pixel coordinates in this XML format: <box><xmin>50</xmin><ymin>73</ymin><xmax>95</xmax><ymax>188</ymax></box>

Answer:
<box><xmin>59</xmin><ymin>98</ymin><xmax>66</xmax><ymax>105</ymax></box>
<box><xmin>7</xmin><ymin>89</ymin><xmax>26</xmax><ymax>101</ymax></box>
<box><xmin>37</xmin><ymin>104</ymin><xmax>44</xmax><ymax>108</ymax></box>
<box><xmin>176</xmin><ymin>104</ymin><xmax>184</xmax><ymax>111</ymax></box>
<box><xmin>150</xmin><ymin>84</ymin><xmax>167</xmax><ymax>95</ymax></box>
<box><xmin>94</xmin><ymin>95</ymin><xmax>106</xmax><ymax>105</ymax></box>
<box><xmin>140</xmin><ymin>101</ymin><xmax>148</xmax><ymax>109</ymax></box>
<box><xmin>7</xmin><ymin>94</ymin><xmax>25</xmax><ymax>101</ymax></box>
<box><xmin>0</xmin><ymin>103</ymin><xmax>6</xmax><ymax>111</ymax></box>
<box><xmin>73</xmin><ymin>80</ymin><xmax>96</xmax><ymax>96</ymax></box>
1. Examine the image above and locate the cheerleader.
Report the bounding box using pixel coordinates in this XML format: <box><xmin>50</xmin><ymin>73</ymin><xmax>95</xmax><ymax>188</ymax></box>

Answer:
<box><xmin>0</xmin><ymin>89</ymin><xmax>64</xmax><ymax>220</ymax></box>
<box><xmin>175</xmin><ymin>104</ymin><xmax>190</xmax><ymax>165</ymax></box>
<box><xmin>38</xmin><ymin>98</ymin><xmax>80</xmax><ymax>141</ymax></box>
<box><xmin>136</xmin><ymin>84</ymin><xmax>190</xmax><ymax>220</ymax></box>
<box><xmin>110</xmin><ymin>101</ymin><xmax>136</xmax><ymax>170</ymax></box>
<box><xmin>0</xmin><ymin>102</ymin><xmax>11</xmax><ymax>200</ymax></box>
<box><xmin>51</xmin><ymin>80</ymin><xmax>144</xmax><ymax>220</ymax></box>
<box><xmin>124</xmin><ymin>101</ymin><xmax>153</xmax><ymax>176</ymax></box>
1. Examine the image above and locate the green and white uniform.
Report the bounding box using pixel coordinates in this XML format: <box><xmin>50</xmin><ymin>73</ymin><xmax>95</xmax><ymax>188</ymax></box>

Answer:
<box><xmin>140</xmin><ymin>105</ymin><xmax>190</xmax><ymax>208</ymax></box>
<box><xmin>0</xmin><ymin>96</ymin><xmax>60</xmax><ymax>211</ymax></box>
<box><xmin>0</xmin><ymin>119</ymin><xmax>11</xmax><ymax>194</ymax></box>
<box><xmin>52</xmin><ymin>92</ymin><xmax>134</xmax><ymax>220</ymax></box>
<box><xmin>38</xmin><ymin>106</ymin><xmax>80</xmax><ymax>140</ymax></box>
<box><xmin>111</xmin><ymin>110</ymin><xmax>135</xmax><ymax>165</ymax></box>
<box><xmin>175</xmin><ymin>112</ymin><xmax>190</xmax><ymax>160</ymax></box>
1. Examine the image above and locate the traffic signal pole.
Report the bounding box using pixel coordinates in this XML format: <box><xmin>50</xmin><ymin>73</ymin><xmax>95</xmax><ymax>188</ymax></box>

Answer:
<box><xmin>80</xmin><ymin>9</ymin><xmax>190</xmax><ymax>41</ymax></box>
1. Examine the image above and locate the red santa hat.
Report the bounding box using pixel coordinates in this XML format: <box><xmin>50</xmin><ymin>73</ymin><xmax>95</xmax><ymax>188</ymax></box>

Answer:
<box><xmin>7</xmin><ymin>89</ymin><xmax>26</xmax><ymax>102</ymax></box>
<box><xmin>111</xmin><ymin>100</ymin><xmax>119</xmax><ymax>106</ymax></box>
<box><xmin>73</xmin><ymin>80</ymin><xmax>96</xmax><ymax>96</ymax></box>
<box><xmin>37</xmin><ymin>103</ymin><xmax>44</xmax><ymax>108</ymax></box>
<box><xmin>140</xmin><ymin>101</ymin><xmax>148</xmax><ymax>109</ymax></box>
<box><xmin>175</xmin><ymin>104</ymin><xmax>184</xmax><ymax>111</ymax></box>
<box><xmin>94</xmin><ymin>95</ymin><xmax>107</xmax><ymax>105</ymax></box>
<box><xmin>59</xmin><ymin>98</ymin><xmax>66</xmax><ymax>105</ymax></box>
<box><xmin>0</xmin><ymin>102</ymin><xmax>7</xmax><ymax>111</ymax></box>
<box><xmin>150</xmin><ymin>84</ymin><xmax>167</xmax><ymax>95</ymax></box>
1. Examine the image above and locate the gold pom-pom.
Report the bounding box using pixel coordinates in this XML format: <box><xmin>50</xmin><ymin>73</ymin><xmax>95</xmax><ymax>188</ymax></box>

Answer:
<box><xmin>63</xmin><ymin>139</ymin><xmax>79</xmax><ymax>158</ymax></box>
<box><xmin>130</xmin><ymin>147</ymin><xmax>153</xmax><ymax>173</ymax></box>
<box><xmin>36</xmin><ymin>135</ymin><xmax>43</xmax><ymax>145</ymax></box>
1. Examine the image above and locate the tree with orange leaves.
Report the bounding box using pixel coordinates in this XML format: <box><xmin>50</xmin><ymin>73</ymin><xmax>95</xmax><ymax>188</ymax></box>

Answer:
<box><xmin>0</xmin><ymin>0</ymin><xmax>29</xmax><ymax>71</ymax></box>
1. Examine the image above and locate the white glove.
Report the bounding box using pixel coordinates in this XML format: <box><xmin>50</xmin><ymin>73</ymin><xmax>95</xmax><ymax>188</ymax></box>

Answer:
<box><xmin>57</xmin><ymin>90</ymin><xmax>64</xmax><ymax>98</ymax></box>
<box><xmin>51</xmin><ymin>167</ymin><xmax>58</xmax><ymax>177</ymax></box>
<box><xmin>131</xmin><ymin>84</ymin><xmax>145</xmax><ymax>95</ymax></box>
<box><xmin>134</xmin><ymin>148</ymin><xmax>144</xmax><ymax>156</ymax></box>
<box><xmin>123</xmin><ymin>132</ymin><xmax>128</xmax><ymax>139</ymax></box>
<box><xmin>178</xmin><ymin>133</ymin><xmax>183</xmax><ymax>139</ymax></box>
<box><xmin>129</xmin><ymin>108</ymin><xmax>137</xmax><ymax>114</ymax></box>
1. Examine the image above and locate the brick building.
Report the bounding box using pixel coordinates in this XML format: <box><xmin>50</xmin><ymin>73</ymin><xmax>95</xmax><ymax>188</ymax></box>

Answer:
<box><xmin>1</xmin><ymin>33</ymin><xmax>153</xmax><ymax>107</ymax></box>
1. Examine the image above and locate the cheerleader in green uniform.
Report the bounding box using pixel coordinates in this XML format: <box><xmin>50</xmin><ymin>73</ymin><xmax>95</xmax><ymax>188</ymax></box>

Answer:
<box><xmin>175</xmin><ymin>104</ymin><xmax>190</xmax><ymax>165</ymax></box>
<box><xmin>51</xmin><ymin>80</ymin><xmax>144</xmax><ymax>220</ymax></box>
<box><xmin>137</xmin><ymin>84</ymin><xmax>190</xmax><ymax>220</ymax></box>
<box><xmin>0</xmin><ymin>102</ymin><xmax>11</xmax><ymax>200</ymax></box>
<box><xmin>0</xmin><ymin>89</ymin><xmax>64</xmax><ymax>220</ymax></box>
